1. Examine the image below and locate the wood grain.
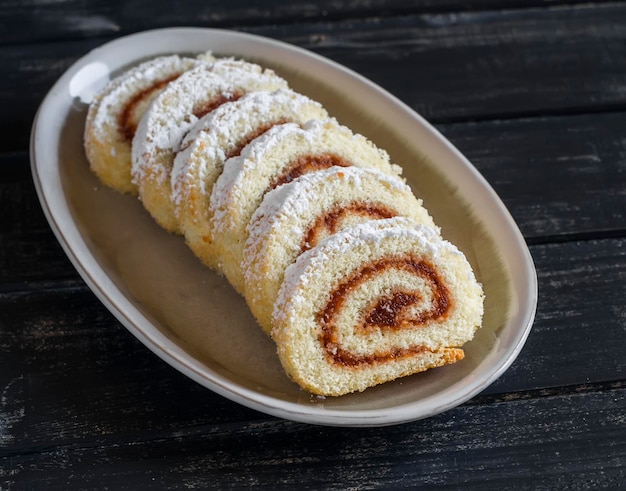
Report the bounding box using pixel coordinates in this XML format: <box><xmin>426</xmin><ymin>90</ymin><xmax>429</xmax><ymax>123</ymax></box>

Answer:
<box><xmin>2</xmin><ymin>4</ymin><xmax>626</xmax><ymax>151</ymax></box>
<box><xmin>487</xmin><ymin>237</ymin><xmax>626</xmax><ymax>393</ymax></box>
<box><xmin>0</xmin><ymin>0</ymin><xmax>602</xmax><ymax>44</ymax></box>
<box><xmin>2</xmin><ymin>388</ymin><xmax>624</xmax><ymax>488</ymax></box>
<box><xmin>439</xmin><ymin>113</ymin><xmax>626</xmax><ymax>240</ymax></box>
<box><xmin>0</xmin><ymin>153</ymin><xmax>73</xmax><ymax>284</ymax></box>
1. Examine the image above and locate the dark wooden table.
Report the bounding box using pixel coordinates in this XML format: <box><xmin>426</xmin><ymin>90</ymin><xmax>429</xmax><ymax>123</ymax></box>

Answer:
<box><xmin>1</xmin><ymin>1</ymin><xmax>625</xmax><ymax>488</ymax></box>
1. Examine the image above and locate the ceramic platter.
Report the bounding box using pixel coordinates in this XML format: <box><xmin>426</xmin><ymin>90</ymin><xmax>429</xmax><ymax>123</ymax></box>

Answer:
<box><xmin>30</xmin><ymin>28</ymin><xmax>537</xmax><ymax>426</ymax></box>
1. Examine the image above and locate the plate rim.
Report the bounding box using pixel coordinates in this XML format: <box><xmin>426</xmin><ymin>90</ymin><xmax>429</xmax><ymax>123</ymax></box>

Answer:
<box><xmin>30</xmin><ymin>26</ymin><xmax>538</xmax><ymax>427</ymax></box>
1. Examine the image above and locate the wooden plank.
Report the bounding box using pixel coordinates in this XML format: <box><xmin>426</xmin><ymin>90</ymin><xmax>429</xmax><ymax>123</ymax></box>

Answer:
<box><xmin>0</xmin><ymin>238</ymin><xmax>623</xmax><ymax>451</ymax></box>
<box><xmin>439</xmin><ymin>113</ymin><xmax>626</xmax><ymax>240</ymax></box>
<box><xmin>2</xmin><ymin>4</ymin><xmax>626</xmax><ymax>151</ymax></box>
<box><xmin>0</xmin><ymin>284</ymin><xmax>264</xmax><ymax>452</ymax></box>
<box><xmin>1</xmin><ymin>387</ymin><xmax>624</xmax><ymax>488</ymax></box>
<box><xmin>0</xmin><ymin>0</ymin><xmax>600</xmax><ymax>44</ymax></box>
<box><xmin>300</xmin><ymin>4</ymin><xmax>626</xmax><ymax>123</ymax></box>
<box><xmin>0</xmin><ymin>37</ymin><xmax>106</xmax><ymax>152</ymax></box>
<box><xmin>0</xmin><ymin>153</ymin><xmax>74</xmax><ymax>284</ymax></box>
<box><xmin>485</xmin><ymin>237</ymin><xmax>626</xmax><ymax>394</ymax></box>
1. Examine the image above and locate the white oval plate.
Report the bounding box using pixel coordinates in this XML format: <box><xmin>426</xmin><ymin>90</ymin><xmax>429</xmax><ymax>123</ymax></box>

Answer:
<box><xmin>30</xmin><ymin>27</ymin><xmax>537</xmax><ymax>427</ymax></box>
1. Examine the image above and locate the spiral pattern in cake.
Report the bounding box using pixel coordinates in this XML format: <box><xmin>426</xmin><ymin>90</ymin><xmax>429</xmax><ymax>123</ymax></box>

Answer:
<box><xmin>272</xmin><ymin>217</ymin><xmax>484</xmax><ymax>396</ymax></box>
<box><xmin>243</xmin><ymin>166</ymin><xmax>438</xmax><ymax>334</ymax></box>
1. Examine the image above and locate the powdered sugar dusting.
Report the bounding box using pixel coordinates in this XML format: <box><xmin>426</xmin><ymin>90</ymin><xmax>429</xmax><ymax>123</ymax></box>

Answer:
<box><xmin>170</xmin><ymin>88</ymin><xmax>327</xmax><ymax>206</ymax></box>
<box><xmin>181</xmin><ymin>88</ymin><xmax>323</xmax><ymax>153</ymax></box>
<box><xmin>244</xmin><ymin>166</ymin><xmax>412</xmax><ymax>272</ymax></box>
<box><xmin>89</xmin><ymin>55</ymin><xmax>201</xmax><ymax>142</ymax></box>
<box><xmin>131</xmin><ymin>59</ymin><xmax>289</xmax><ymax>186</ymax></box>
<box><xmin>209</xmin><ymin>122</ymin><xmax>306</xmax><ymax>227</ymax></box>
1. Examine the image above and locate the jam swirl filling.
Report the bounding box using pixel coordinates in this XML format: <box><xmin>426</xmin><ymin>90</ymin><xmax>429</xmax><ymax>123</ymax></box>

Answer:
<box><xmin>223</xmin><ymin>119</ymin><xmax>290</xmax><ymax>160</ymax></box>
<box><xmin>316</xmin><ymin>256</ymin><xmax>451</xmax><ymax>367</ymax></box>
<box><xmin>270</xmin><ymin>153</ymin><xmax>351</xmax><ymax>190</ymax></box>
<box><xmin>301</xmin><ymin>203</ymin><xmax>396</xmax><ymax>253</ymax></box>
<box><xmin>118</xmin><ymin>73</ymin><xmax>244</xmax><ymax>145</ymax></box>
<box><xmin>118</xmin><ymin>74</ymin><xmax>182</xmax><ymax>142</ymax></box>
<box><xmin>191</xmin><ymin>92</ymin><xmax>243</xmax><ymax>121</ymax></box>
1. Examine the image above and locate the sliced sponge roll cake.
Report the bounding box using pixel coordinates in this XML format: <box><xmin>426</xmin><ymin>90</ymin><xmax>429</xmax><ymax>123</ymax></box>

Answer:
<box><xmin>243</xmin><ymin>166</ymin><xmax>438</xmax><ymax>334</ymax></box>
<box><xmin>209</xmin><ymin>119</ymin><xmax>403</xmax><ymax>294</ymax></box>
<box><xmin>83</xmin><ymin>52</ymin><xmax>486</xmax><ymax>397</ymax></box>
<box><xmin>131</xmin><ymin>60</ymin><xmax>289</xmax><ymax>233</ymax></box>
<box><xmin>271</xmin><ymin>217</ymin><xmax>484</xmax><ymax>397</ymax></box>
<box><xmin>84</xmin><ymin>54</ymin><xmax>204</xmax><ymax>195</ymax></box>
<box><xmin>170</xmin><ymin>89</ymin><xmax>329</xmax><ymax>270</ymax></box>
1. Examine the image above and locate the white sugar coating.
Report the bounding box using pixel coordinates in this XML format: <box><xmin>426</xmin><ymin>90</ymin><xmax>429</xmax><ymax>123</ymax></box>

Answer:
<box><xmin>209</xmin><ymin>121</ymin><xmax>300</xmax><ymax>226</ymax></box>
<box><xmin>130</xmin><ymin>59</ymin><xmax>289</xmax><ymax>233</ymax></box>
<box><xmin>89</xmin><ymin>54</ymin><xmax>203</xmax><ymax>140</ymax></box>
<box><xmin>171</xmin><ymin>88</ymin><xmax>327</xmax><ymax>203</ymax></box>
<box><xmin>242</xmin><ymin>166</ymin><xmax>439</xmax><ymax>334</ymax></box>
<box><xmin>244</xmin><ymin>168</ymin><xmax>425</xmax><ymax>260</ymax></box>
<box><xmin>248</xmin><ymin>166</ymin><xmax>410</xmax><ymax>231</ymax></box>
<box><xmin>211</xmin><ymin>119</ymin><xmax>399</xmax><ymax>227</ymax></box>
<box><xmin>84</xmin><ymin>54</ymin><xmax>204</xmax><ymax>194</ymax></box>
<box><xmin>132</xmin><ymin>59</ymin><xmax>289</xmax><ymax>185</ymax></box>
<box><xmin>170</xmin><ymin>88</ymin><xmax>328</xmax><ymax>270</ymax></box>
<box><xmin>209</xmin><ymin>118</ymin><xmax>403</xmax><ymax>293</ymax></box>
<box><xmin>271</xmin><ymin>217</ymin><xmax>484</xmax><ymax>396</ymax></box>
